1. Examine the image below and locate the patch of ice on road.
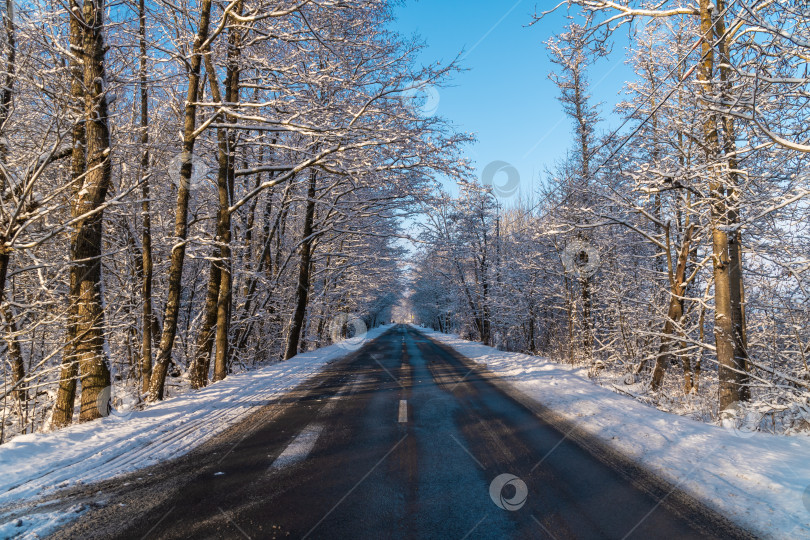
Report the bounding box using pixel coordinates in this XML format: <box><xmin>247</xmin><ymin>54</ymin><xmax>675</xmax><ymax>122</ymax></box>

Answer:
<box><xmin>412</xmin><ymin>325</ymin><xmax>810</xmax><ymax>540</ymax></box>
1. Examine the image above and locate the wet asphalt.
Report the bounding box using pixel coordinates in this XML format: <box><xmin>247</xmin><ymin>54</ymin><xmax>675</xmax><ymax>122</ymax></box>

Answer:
<box><xmin>50</xmin><ymin>325</ymin><xmax>755</xmax><ymax>539</ymax></box>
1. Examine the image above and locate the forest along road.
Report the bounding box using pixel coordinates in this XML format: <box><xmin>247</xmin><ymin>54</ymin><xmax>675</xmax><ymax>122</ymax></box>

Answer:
<box><xmin>52</xmin><ymin>325</ymin><xmax>755</xmax><ymax>540</ymax></box>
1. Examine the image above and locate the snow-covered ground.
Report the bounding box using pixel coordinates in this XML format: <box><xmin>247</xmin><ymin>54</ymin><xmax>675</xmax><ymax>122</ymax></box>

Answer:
<box><xmin>0</xmin><ymin>325</ymin><xmax>392</xmax><ymax>539</ymax></box>
<box><xmin>415</xmin><ymin>325</ymin><xmax>810</xmax><ymax>539</ymax></box>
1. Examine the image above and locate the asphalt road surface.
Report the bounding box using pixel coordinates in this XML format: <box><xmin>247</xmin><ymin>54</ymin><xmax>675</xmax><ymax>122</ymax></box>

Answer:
<box><xmin>53</xmin><ymin>325</ymin><xmax>755</xmax><ymax>539</ymax></box>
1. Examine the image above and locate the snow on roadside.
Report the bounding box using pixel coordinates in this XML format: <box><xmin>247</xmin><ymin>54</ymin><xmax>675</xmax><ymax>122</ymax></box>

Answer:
<box><xmin>0</xmin><ymin>503</ymin><xmax>87</xmax><ymax>540</ymax></box>
<box><xmin>414</xmin><ymin>325</ymin><xmax>810</xmax><ymax>539</ymax></box>
<box><xmin>0</xmin><ymin>326</ymin><xmax>392</xmax><ymax>518</ymax></box>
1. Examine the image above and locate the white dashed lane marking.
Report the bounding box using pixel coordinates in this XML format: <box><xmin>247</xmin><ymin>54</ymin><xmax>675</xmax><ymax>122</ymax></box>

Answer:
<box><xmin>268</xmin><ymin>375</ymin><xmax>360</xmax><ymax>471</ymax></box>
<box><xmin>268</xmin><ymin>424</ymin><xmax>324</xmax><ymax>471</ymax></box>
<box><xmin>398</xmin><ymin>400</ymin><xmax>408</xmax><ymax>423</ymax></box>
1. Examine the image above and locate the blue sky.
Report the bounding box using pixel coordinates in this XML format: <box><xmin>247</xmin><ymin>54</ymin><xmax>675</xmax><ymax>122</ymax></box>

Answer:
<box><xmin>391</xmin><ymin>0</ymin><xmax>635</xmax><ymax>204</ymax></box>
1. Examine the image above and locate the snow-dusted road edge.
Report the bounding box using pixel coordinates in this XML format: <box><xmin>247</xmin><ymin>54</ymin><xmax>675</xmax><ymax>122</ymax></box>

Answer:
<box><xmin>0</xmin><ymin>325</ymin><xmax>392</xmax><ymax>533</ymax></box>
<box><xmin>414</xmin><ymin>325</ymin><xmax>810</xmax><ymax>540</ymax></box>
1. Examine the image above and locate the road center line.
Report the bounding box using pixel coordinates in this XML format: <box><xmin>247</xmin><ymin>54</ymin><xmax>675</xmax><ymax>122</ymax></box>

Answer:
<box><xmin>398</xmin><ymin>400</ymin><xmax>408</xmax><ymax>423</ymax></box>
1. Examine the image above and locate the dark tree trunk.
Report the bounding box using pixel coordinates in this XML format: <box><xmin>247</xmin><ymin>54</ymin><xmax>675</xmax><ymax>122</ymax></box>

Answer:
<box><xmin>149</xmin><ymin>0</ymin><xmax>213</xmax><ymax>401</ymax></box>
<box><xmin>73</xmin><ymin>0</ymin><xmax>113</xmax><ymax>422</ymax></box>
<box><xmin>52</xmin><ymin>0</ymin><xmax>86</xmax><ymax>428</ymax></box>
<box><xmin>138</xmin><ymin>0</ymin><xmax>154</xmax><ymax>395</ymax></box>
<box><xmin>190</xmin><ymin>250</ymin><xmax>220</xmax><ymax>389</ymax></box>
<box><xmin>284</xmin><ymin>170</ymin><xmax>317</xmax><ymax>360</ymax></box>
<box><xmin>0</xmin><ymin>0</ymin><xmax>16</xmax><ymax>401</ymax></box>
<box><xmin>582</xmin><ymin>276</ymin><xmax>593</xmax><ymax>356</ymax></box>
<box><xmin>213</xmin><ymin>7</ymin><xmax>241</xmax><ymax>382</ymax></box>
<box><xmin>651</xmin><ymin>226</ymin><xmax>694</xmax><ymax>390</ymax></box>
<box><xmin>2</xmin><ymin>304</ymin><xmax>25</xmax><ymax>404</ymax></box>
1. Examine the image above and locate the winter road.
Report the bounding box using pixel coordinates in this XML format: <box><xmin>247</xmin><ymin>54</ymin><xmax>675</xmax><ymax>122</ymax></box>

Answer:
<box><xmin>52</xmin><ymin>325</ymin><xmax>754</xmax><ymax>539</ymax></box>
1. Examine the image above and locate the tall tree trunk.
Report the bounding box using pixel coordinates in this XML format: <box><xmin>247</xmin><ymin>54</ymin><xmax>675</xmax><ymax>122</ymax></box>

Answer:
<box><xmin>0</xmin><ymin>0</ymin><xmax>19</xmax><ymax>405</ymax></box>
<box><xmin>149</xmin><ymin>0</ymin><xmax>213</xmax><ymax>401</ymax></box>
<box><xmin>0</xmin><ymin>0</ymin><xmax>14</xmax><ymax>193</ymax></box>
<box><xmin>213</xmin><ymin>5</ymin><xmax>241</xmax><ymax>382</ymax></box>
<box><xmin>527</xmin><ymin>306</ymin><xmax>537</xmax><ymax>354</ymax></box>
<box><xmin>480</xmin><ymin>265</ymin><xmax>491</xmax><ymax>345</ymax></box>
<box><xmin>190</xmin><ymin>250</ymin><xmax>220</xmax><ymax>388</ymax></box>
<box><xmin>213</xmin><ymin>246</ymin><xmax>231</xmax><ymax>383</ymax></box>
<box><xmin>190</xmin><ymin>51</ymin><xmax>227</xmax><ymax>389</ymax></box>
<box><xmin>2</xmin><ymin>304</ymin><xmax>25</xmax><ymax>404</ymax></box>
<box><xmin>313</xmin><ymin>252</ymin><xmax>335</xmax><ymax>347</ymax></box>
<box><xmin>651</xmin><ymin>226</ymin><xmax>694</xmax><ymax>390</ymax></box>
<box><xmin>284</xmin><ymin>170</ymin><xmax>317</xmax><ymax>360</ymax></box>
<box><xmin>202</xmin><ymin>51</ymin><xmax>231</xmax><ymax>380</ymax></box>
<box><xmin>715</xmin><ymin>0</ymin><xmax>750</xmax><ymax>401</ymax></box>
<box><xmin>698</xmin><ymin>0</ymin><xmax>747</xmax><ymax>410</ymax></box>
<box><xmin>581</xmin><ymin>275</ymin><xmax>593</xmax><ymax>355</ymax></box>
<box><xmin>73</xmin><ymin>0</ymin><xmax>113</xmax><ymax>422</ymax></box>
<box><xmin>229</xmin><ymin>174</ymin><xmax>287</xmax><ymax>363</ymax></box>
<box><xmin>298</xmin><ymin>257</ymin><xmax>314</xmax><ymax>353</ymax></box>
<box><xmin>186</xmin><ymin>44</ymin><xmax>230</xmax><ymax>389</ymax></box>
<box><xmin>575</xmin><ymin>73</ymin><xmax>594</xmax><ymax>360</ymax></box>
<box><xmin>138</xmin><ymin>0</ymin><xmax>154</xmax><ymax>395</ymax></box>
<box><xmin>51</xmin><ymin>0</ymin><xmax>86</xmax><ymax>428</ymax></box>
<box><xmin>456</xmin><ymin>265</ymin><xmax>483</xmax><ymax>342</ymax></box>
<box><xmin>564</xmin><ymin>273</ymin><xmax>575</xmax><ymax>364</ymax></box>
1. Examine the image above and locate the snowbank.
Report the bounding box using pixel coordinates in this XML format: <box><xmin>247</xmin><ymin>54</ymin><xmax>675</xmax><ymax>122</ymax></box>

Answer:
<box><xmin>0</xmin><ymin>325</ymin><xmax>392</xmax><ymax>537</ymax></box>
<box><xmin>414</xmin><ymin>325</ymin><xmax>810</xmax><ymax>539</ymax></box>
